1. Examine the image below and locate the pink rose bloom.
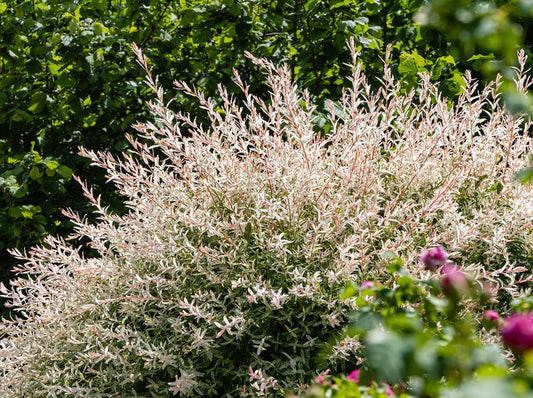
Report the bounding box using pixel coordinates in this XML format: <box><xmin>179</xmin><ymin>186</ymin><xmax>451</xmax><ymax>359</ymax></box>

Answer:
<box><xmin>419</xmin><ymin>246</ymin><xmax>448</xmax><ymax>271</ymax></box>
<box><xmin>346</xmin><ymin>369</ymin><xmax>360</xmax><ymax>383</ymax></box>
<box><xmin>501</xmin><ymin>313</ymin><xmax>533</xmax><ymax>353</ymax></box>
<box><xmin>483</xmin><ymin>310</ymin><xmax>499</xmax><ymax>322</ymax></box>
<box><xmin>441</xmin><ymin>264</ymin><xmax>468</xmax><ymax>295</ymax></box>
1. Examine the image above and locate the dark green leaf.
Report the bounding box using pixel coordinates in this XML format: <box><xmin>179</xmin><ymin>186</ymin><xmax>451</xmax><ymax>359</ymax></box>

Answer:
<box><xmin>56</xmin><ymin>165</ymin><xmax>73</xmax><ymax>180</ymax></box>
<box><xmin>28</xmin><ymin>92</ymin><xmax>47</xmax><ymax>114</ymax></box>
<box><xmin>13</xmin><ymin>184</ymin><xmax>28</xmax><ymax>199</ymax></box>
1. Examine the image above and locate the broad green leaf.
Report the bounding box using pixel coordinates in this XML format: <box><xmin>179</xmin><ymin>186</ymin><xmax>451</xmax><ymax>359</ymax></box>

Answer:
<box><xmin>13</xmin><ymin>184</ymin><xmax>28</xmax><ymax>199</ymax></box>
<box><xmin>8</xmin><ymin>207</ymin><xmax>22</xmax><ymax>218</ymax></box>
<box><xmin>338</xmin><ymin>18</ymin><xmax>369</xmax><ymax>31</ymax></box>
<box><xmin>331</xmin><ymin>0</ymin><xmax>349</xmax><ymax>8</ymax></box>
<box><xmin>12</xmin><ymin>109</ymin><xmax>33</xmax><ymax>122</ymax></box>
<box><xmin>28</xmin><ymin>92</ymin><xmax>47</xmax><ymax>114</ymax></box>
<box><xmin>304</xmin><ymin>0</ymin><xmax>319</xmax><ymax>12</ymax></box>
<box><xmin>365</xmin><ymin>329</ymin><xmax>407</xmax><ymax>383</ymax></box>
<box><xmin>57</xmin><ymin>73</ymin><xmax>76</xmax><ymax>88</ymax></box>
<box><xmin>432</xmin><ymin>55</ymin><xmax>456</xmax><ymax>80</ymax></box>
<box><xmin>45</xmin><ymin>160</ymin><xmax>59</xmax><ymax>170</ymax></box>
<box><xmin>10</xmin><ymin>166</ymin><xmax>23</xmax><ymax>176</ymax></box>
<box><xmin>48</xmin><ymin>62</ymin><xmax>61</xmax><ymax>76</ymax></box>
<box><xmin>348</xmin><ymin>311</ymin><xmax>382</xmax><ymax>334</ymax></box>
<box><xmin>20</xmin><ymin>205</ymin><xmax>41</xmax><ymax>219</ymax></box>
<box><xmin>448</xmin><ymin>71</ymin><xmax>466</xmax><ymax>93</ymax></box>
<box><xmin>56</xmin><ymin>165</ymin><xmax>73</xmax><ymax>179</ymax></box>
<box><xmin>503</xmin><ymin>89</ymin><xmax>533</xmax><ymax>115</ymax></box>
<box><xmin>33</xmin><ymin>215</ymin><xmax>47</xmax><ymax>225</ymax></box>
<box><xmin>414</xmin><ymin>340</ymin><xmax>439</xmax><ymax>377</ymax></box>
<box><xmin>398</xmin><ymin>52</ymin><xmax>427</xmax><ymax>76</ymax></box>
<box><xmin>180</xmin><ymin>10</ymin><xmax>196</xmax><ymax>26</ymax></box>
<box><xmin>29</xmin><ymin>166</ymin><xmax>43</xmax><ymax>180</ymax></box>
<box><xmin>447</xmin><ymin>378</ymin><xmax>517</xmax><ymax>398</ymax></box>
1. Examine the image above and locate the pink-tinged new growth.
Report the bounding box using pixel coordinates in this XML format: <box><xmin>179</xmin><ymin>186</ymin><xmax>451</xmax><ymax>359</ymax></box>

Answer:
<box><xmin>0</xmin><ymin>40</ymin><xmax>532</xmax><ymax>397</ymax></box>
<box><xmin>501</xmin><ymin>313</ymin><xmax>533</xmax><ymax>353</ymax></box>
<box><xmin>441</xmin><ymin>264</ymin><xmax>469</xmax><ymax>295</ymax></box>
<box><xmin>346</xmin><ymin>370</ymin><xmax>360</xmax><ymax>383</ymax></box>
<box><xmin>419</xmin><ymin>246</ymin><xmax>448</xmax><ymax>271</ymax></box>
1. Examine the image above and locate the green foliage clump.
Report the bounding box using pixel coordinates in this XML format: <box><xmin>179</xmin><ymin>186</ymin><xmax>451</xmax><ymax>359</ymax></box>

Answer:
<box><xmin>1</xmin><ymin>44</ymin><xmax>532</xmax><ymax>396</ymax></box>
<box><xmin>417</xmin><ymin>0</ymin><xmax>533</xmax><ymax>114</ymax></box>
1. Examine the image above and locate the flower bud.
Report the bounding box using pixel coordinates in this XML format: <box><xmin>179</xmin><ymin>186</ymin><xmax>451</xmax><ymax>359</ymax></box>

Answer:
<box><xmin>482</xmin><ymin>310</ymin><xmax>499</xmax><ymax>330</ymax></box>
<box><xmin>441</xmin><ymin>264</ymin><xmax>468</xmax><ymax>296</ymax></box>
<box><xmin>419</xmin><ymin>246</ymin><xmax>448</xmax><ymax>271</ymax></box>
<box><xmin>501</xmin><ymin>313</ymin><xmax>533</xmax><ymax>353</ymax></box>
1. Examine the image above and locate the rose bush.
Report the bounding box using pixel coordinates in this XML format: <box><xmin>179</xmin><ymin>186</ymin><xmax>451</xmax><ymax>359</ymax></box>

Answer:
<box><xmin>300</xmin><ymin>254</ymin><xmax>533</xmax><ymax>398</ymax></box>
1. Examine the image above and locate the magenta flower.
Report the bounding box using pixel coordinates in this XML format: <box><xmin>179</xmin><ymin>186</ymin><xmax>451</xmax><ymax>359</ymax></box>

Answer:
<box><xmin>441</xmin><ymin>264</ymin><xmax>468</xmax><ymax>295</ymax></box>
<box><xmin>346</xmin><ymin>369</ymin><xmax>360</xmax><ymax>383</ymax></box>
<box><xmin>501</xmin><ymin>313</ymin><xmax>533</xmax><ymax>353</ymax></box>
<box><xmin>419</xmin><ymin>246</ymin><xmax>448</xmax><ymax>271</ymax></box>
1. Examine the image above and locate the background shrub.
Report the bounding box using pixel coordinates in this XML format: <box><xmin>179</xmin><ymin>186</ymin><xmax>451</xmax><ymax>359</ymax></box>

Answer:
<box><xmin>0</xmin><ymin>41</ymin><xmax>532</xmax><ymax>396</ymax></box>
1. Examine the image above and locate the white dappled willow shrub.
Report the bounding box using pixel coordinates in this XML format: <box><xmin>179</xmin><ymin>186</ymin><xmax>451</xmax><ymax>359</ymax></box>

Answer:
<box><xmin>1</xmin><ymin>41</ymin><xmax>533</xmax><ymax>396</ymax></box>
